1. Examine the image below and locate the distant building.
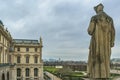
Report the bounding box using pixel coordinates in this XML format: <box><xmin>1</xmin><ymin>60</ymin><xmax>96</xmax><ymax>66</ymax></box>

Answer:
<box><xmin>111</xmin><ymin>58</ymin><xmax>120</xmax><ymax>64</ymax></box>
<box><xmin>62</xmin><ymin>61</ymin><xmax>87</xmax><ymax>71</ymax></box>
<box><xmin>111</xmin><ymin>58</ymin><xmax>120</xmax><ymax>69</ymax></box>
<box><xmin>44</xmin><ymin>60</ymin><xmax>87</xmax><ymax>71</ymax></box>
<box><xmin>0</xmin><ymin>20</ymin><xmax>43</xmax><ymax>80</ymax></box>
<box><xmin>55</xmin><ymin>66</ymin><xmax>63</xmax><ymax>69</ymax></box>
<box><xmin>64</xmin><ymin>64</ymin><xmax>87</xmax><ymax>71</ymax></box>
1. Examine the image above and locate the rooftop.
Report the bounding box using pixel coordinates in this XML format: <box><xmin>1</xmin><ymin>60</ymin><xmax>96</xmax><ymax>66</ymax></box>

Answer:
<box><xmin>13</xmin><ymin>39</ymin><xmax>39</xmax><ymax>44</ymax></box>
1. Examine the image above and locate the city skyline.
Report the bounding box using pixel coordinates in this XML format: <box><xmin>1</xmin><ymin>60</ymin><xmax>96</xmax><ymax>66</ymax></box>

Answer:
<box><xmin>0</xmin><ymin>0</ymin><xmax>120</xmax><ymax>61</ymax></box>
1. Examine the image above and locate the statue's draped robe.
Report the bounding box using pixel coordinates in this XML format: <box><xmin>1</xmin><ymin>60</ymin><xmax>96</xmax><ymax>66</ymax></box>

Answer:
<box><xmin>88</xmin><ymin>12</ymin><xmax>115</xmax><ymax>78</ymax></box>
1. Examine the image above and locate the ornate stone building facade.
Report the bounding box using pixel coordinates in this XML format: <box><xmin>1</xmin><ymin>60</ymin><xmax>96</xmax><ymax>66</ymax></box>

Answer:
<box><xmin>0</xmin><ymin>20</ymin><xmax>43</xmax><ymax>80</ymax></box>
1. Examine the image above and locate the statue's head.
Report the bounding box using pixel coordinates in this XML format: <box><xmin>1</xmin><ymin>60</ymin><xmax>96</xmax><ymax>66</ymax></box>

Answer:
<box><xmin>94</xmin><ymin>3</ymin><xmax>104</xmax><ymax>13</ymax></box>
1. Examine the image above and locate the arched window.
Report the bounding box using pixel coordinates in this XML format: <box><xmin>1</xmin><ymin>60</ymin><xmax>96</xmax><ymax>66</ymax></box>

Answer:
<box><xmin>7</xmin><ymin>72</ymin><xmax>9</xmax><ymax>80</ymax></box>
<box><xmin>34</xmin><ymin>56</ymin><xmax>38</xmax><ymax>63</ymax></box>
<box><xmin>26</xmin><ymin>68</ymin><xmax>30</xmax><ymax>77</ymax></box>
<box><xmin>2</xmin><ymin>73</ymin><xmax>5</xmax><ymax>80</ymax></box>
<box><xmin>17</xmin><ymin>68</ymin><xmax>21</xmax><ymax>77</ymax></box>
<box><xmin>26</xmin><ymin>56</ymin><xmax>29</xmax><ymax>63</ymax></box>
<box><xmin>17</xmin><ymin>56</ymin><xmax>20</xmax><ymax>63</ymax></box>
<box><xmin>34</xmin><ymin>68</ymin><xmax>38</xmax><ymax>76</ymax></box>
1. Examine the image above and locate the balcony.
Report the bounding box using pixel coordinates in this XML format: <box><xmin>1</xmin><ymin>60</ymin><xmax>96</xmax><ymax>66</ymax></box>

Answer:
<box><xmin>0</xmin><ymin>63</ymin><xmax>16</xmax><ymax>67</ymax></box>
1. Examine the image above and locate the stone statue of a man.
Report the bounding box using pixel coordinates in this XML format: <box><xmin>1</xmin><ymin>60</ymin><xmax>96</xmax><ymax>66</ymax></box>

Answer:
<box><xmin>87</xmin><ymin>3</ymin><xmax>115</xmax><ymax>80</ymax></box>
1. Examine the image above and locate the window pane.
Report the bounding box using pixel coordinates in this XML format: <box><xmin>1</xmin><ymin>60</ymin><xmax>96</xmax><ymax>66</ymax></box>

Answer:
<box><xmin>17</xmin><ymin>68</ymin><xmax>21</xmax><ymax>77</ymax></box>
<box><xmin>26</xmin><ymin>68</ymin><xmax>29</xmax><ymax>77</ymax></box>
<box><xmin>26</xmin><ymin>78</ymin><xmax>29</xmax><ymax>80</ymax></box>
<box><xmin>26</xmin><ymin>48</ymin><xmax>29</xmax><ymax>52</ymax></box>
<box><xmin>35</xmin><ymin>48</ymin><xmax>37</xmax><ymax>52</ymax></box>
<box><xmin>34</xmin><ymin>57</ymin><xmax>38</xmax><ymax>63</ymax></box>
<box><xmin>17</xmin><ymin>56</ymin><xmax>20</xmax><ymax>63</ymax></box>
<box><xmin>26</xmin><ymin>56</ymin><xmax>29</xmax><ymax>63</ymax></box>
<box><xmin>34</xmin><ymin>78</ymin><xmax>38</xmax><ymax>80</ymax></box>
<box><xmin>17</xmin><ymin>47</ymin><xmax>20</xmax><ymax>51</ymax></box>
<box><xmin>34</xmin><ymin>68</ymin><xmax>38</xmax><ymax>76</ymax></box>
<box><xmin>0</xmin><ymin>33</ymin><xmax>1</xmax><ymax>41</ymax></box>
<box><xmin>9</xmin><ymin>55</ymin><xmax>11</xmax><ymax>63</ymax></box>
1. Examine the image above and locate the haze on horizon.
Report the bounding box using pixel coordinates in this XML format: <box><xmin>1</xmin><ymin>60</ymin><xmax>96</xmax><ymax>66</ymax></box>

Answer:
<box><xmin>0</xmin><ymin>0</ymin><xmax>120</xmax><ymax>61</ymax></box>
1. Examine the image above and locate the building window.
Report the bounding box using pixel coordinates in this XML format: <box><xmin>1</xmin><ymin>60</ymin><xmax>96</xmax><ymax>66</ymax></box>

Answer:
<box><xmin>26</xmin><ymin>47</ymin><xmax>29</xmax><ymax>52</ymax></box>
<box><xmin>17</xmin><ymin>68</ymin><xmax>21</xmax><ymax>77</ymax></box>
<box><xmin>8</xmin><ymin>55</ymin><xmax>11</xmax><ymax>63</ymax></box>
<box><xmin>26</xmin><ymin>56</ymin><xmax>29</xmax><ymax>63</ymax></box>
<box><xmin>34</xmin><ymin>56</ymin><xmax>38</xmax><ymax>63</ymax></box>
<box><xmin>17</xmin><ymin>56</ymin><xmax>21</xmax><ymax>63</ymax></box>
<box><xmin>34</xmin><ymin>78</ymin><xmax>38</xmax><ymax>80</ymax></box>
<box><xmin>2</xmin><ymin>73</ymin><xmax>5</xmax><ymax>80</ymax></box>
<box><xmin>17</xmin><ymin>47</ymin><xmax>20</xmax><ymax>51</ymax></box>
<box><xmin>0</xmin><ymin>34</ymin><xmax>1</xmax><ymax>41</ymax></box>
<box><xmin>34</xmin><ymin>68</ymin><xmax>38</xmax><ymax>76</ymax></box>
<box><xmin>7</xmin><ymin>72</ymin><xmax>9</xmax><ymax>80</ymax></box>
<box><xmin>35</xmin><ymin>48</ymin><xmax>37</xmax><ymax>52</ymax></box>
<box><xmin>26</xmin><ymin>78</ymin><xmax>29</xmax><ymax>80</ymax></box>
<box><xmin>3</xmin><ymin>37</ymin><xmax>4</xmax><ymax>44</ymax></box>
<box><xmin>26</xmin><ymin>68</ymin><xmax>30</xmax><ymax>77</ymax></box>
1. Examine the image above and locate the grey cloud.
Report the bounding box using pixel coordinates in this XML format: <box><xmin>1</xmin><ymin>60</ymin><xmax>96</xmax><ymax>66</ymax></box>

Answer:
<box><xmin>0</xmin><ymin>0</ymin><xmax>120</xmax><ymax>61</ymax></box>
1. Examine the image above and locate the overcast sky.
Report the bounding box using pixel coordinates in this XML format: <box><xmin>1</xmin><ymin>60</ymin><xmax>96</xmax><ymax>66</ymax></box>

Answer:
<box><xmin>0</xmin><ymin>0</ymin><xmax>120</xmax><ymax>61</ymax></box>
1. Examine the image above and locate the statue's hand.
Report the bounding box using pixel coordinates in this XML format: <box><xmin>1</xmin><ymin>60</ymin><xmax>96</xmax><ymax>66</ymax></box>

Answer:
<box><xmin>111</xmin><ymin>42</ymin><xmax>114</xmax><ymax>47</ymax></box>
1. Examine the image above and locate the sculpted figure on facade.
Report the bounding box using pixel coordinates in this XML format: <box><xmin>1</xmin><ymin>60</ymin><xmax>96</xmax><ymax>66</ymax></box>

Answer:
<box><xmin>87</xmin><ymin>3</ymin><xmax>115</xmax><ymax>80</ymax></box>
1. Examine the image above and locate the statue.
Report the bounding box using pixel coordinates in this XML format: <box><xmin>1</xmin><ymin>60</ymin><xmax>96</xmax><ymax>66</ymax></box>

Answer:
<box><xmin>87</xmin><ymin>3</ymin><xmax>115</xmax><ymax>80</ymax></box>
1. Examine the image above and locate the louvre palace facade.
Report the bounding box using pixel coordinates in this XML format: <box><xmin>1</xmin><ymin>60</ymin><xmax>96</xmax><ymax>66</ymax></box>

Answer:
<box><xmin>0</xmin><ymin>20</ymin><xmax>43</xmax><ymax>80</ymax></box>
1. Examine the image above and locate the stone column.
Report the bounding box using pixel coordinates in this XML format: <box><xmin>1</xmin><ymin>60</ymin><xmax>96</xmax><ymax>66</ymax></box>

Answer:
<box><xmin>0</xmin><ymin>52</ymin><xmax>1</xmax><ymax>63</ymax></box>
<box><xmin>5</xmin><ymin>71</ymin><xmax>7</xmax><ymax>80</ymax></box>
<box><xmin>9</xmin><ymin>67</ymin><xmax>16</xmax><ymax>80</ymax></box>
<box><xmin>0</xmin><ymin>70</ymin><xmax>2</xmax><ymax>80</ymax></box>
<box><xmin>5</xmin><ymin>53</ymin><xmax>7</xmax><ymax>63</ymax></box>
<box><xmin>30</xmin><ymin>67</ymin><xmax>34</xmax><ymax>80</ymax></box>
<box><xmin>3</xmin><ymin>48</ymin><xmax>4</xmax><ymax>63</ymax></box>
<box><xmin>39</xmin><ymin>66</ymin><xmax>43</xmax><ymax>80</ymax></box>
<box><xmin>22</xmin><ymin>67</ymin><xmax>25</xmax><ymax>80</ymax></box>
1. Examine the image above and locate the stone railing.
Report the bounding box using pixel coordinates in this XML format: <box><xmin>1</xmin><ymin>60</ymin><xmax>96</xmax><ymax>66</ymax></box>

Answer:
<box><xmin>0</xmin><ymin>63</ymin><xmax>16</xmax><ymax>67</ymax></box>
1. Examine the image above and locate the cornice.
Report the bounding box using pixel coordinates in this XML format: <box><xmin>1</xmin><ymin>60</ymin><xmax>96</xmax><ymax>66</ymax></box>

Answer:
<box><xmin>0</xmin><ymin>25</ymin><xmax>12</xmax><ymax>42</ymax></box>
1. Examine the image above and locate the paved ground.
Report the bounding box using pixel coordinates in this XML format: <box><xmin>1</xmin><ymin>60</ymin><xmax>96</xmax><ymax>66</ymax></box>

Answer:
<box><xmin>82</xmin><ymin>78</ymin><xmax>90</xmax><ymax>80</ymax></box>
<box><xmin>110</xmin><ymin>69</ymin><xmax>120</xmax><ymax>80</ymax></box>
<box><xmin>45</xmin><ymin>71</ymin><xmax>62</xmax><ymax>80</ymax></box>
